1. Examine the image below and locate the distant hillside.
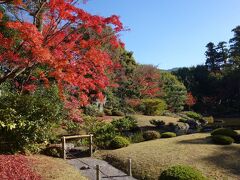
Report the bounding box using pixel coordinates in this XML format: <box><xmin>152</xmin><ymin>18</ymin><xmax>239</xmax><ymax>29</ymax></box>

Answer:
<box><xmin>160</xmin><ymin>67</ymin><xmax>181</xmax><ymax>72</ymax></box>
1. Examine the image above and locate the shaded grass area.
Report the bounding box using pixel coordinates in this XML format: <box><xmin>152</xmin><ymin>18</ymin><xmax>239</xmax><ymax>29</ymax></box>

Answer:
<box><xmin>98</xmin><ymin>133</ymin><xmax>240</xmax><ymax>180</ymax></box>
<box><xmin>29</xmin><ymin>155</ymin><xmax>87</xmax><ymax>180</ymax></box>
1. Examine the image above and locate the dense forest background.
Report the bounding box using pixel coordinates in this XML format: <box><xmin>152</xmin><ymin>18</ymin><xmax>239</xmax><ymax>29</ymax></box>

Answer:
<box><xmin>173</xmin><ymin>26</ymin><xmax>240</xmax><ymax>116</ymax></box>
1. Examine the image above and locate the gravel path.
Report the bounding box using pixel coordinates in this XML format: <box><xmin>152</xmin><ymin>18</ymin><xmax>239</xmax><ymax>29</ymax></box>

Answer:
<box><xmin>68</xmin><ymin>157</ymin><xmax>137</xmax><ymax>180</ymax></box>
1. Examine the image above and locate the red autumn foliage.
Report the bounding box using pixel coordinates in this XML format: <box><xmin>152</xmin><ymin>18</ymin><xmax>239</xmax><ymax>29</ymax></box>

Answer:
<box><xmin>0</xmin><ymin>0</ymin><xmax>124</xmax><ymax>119</ymax></box>
<box><xmin>186</xmin><ymin>92</ymin><xmax>197</xmax><ymax>107</ymax></box>
<box><xmin>126</xmin><ymin>98</ymin><xmax>141</xmax><ymax>108</ymax></box>
<box><xmin>132</xmin><ymin>65</ymin><xmax>161</xmax><ymax>97</ymax></box>
<box><xmin>0</xmin><ymin>155</ymin><xmax>40</xmax><ymax>180</ymax></box>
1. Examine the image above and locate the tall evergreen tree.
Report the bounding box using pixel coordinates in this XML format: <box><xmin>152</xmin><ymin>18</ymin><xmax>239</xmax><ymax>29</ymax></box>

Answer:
<box><xmin>205</xmin><ymin>42</ymin><xmax>220</xmax><ymax>72</ymax></box>
<box><xmin>229</xmin><ymin>26</ymin><xmax>240</xmax><ymax>69</ymax></box>
<box><xmin>216</xmin><ymin>41</ymin><xmax>228</xmax><ymax>69</ymax></box>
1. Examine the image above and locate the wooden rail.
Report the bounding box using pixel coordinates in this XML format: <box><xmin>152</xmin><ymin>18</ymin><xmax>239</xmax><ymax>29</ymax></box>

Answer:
<box><xmin>62</xmin><ymin>134</ymin><xmax>93</xmax><ymax>160</ymax></box>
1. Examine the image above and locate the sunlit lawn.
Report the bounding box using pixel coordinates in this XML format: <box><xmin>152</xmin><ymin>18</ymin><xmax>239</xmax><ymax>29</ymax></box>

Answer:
<box><xmin>98</xmin><ymin>133</ymin><xmax>240</xmax><ymax>180</ymax></box>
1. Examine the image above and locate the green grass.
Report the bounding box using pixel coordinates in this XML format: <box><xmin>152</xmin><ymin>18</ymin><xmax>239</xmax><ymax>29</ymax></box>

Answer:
<box><xmin>29</xmin><ymin>155</ymin><xmax>87</xmax><ymax>180</ymax></box>
<box><xmin>132</xmin><ymin>114</ymin><xmax>179</xmax><ymax>127</ymax></box>
<box><xmin>98</xmin><ymin>133</ymin><xmax>240</xmax><ymax>180</ymax></box>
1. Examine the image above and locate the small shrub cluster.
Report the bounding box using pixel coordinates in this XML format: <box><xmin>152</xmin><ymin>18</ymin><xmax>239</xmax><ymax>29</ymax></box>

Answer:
<box><xmin>211</xmin><ymin>135</ymin><xmax>234</xmax><ymax>145</ymax></box>
<box><xmin>142</xmin><ymin>98</ymin><xmax>167</xmax><ymax>116</ymax></box>
<box><xmin>159</xmin><ymin>165</ymin><xmax>207</xmax><ymax>180</ymax></box>
<box><xmin>129</xmin><ymin>132</ymin><xmax>144</xmax><ymax>143</ymax></box>
<box><xmin>211</xmin><ymin>128</ymin><xmax>238</xmax><ymax>138</ymax></box>
<box><xmin>110</xmin><ymin>136</ymin><xmax>130</xmax><ymax>149</ymax></box>
<box><xmin>184</xmin><ymin>111</ymin><xmax>202</xmax><ymax>120</ymax></box>
<box><xmin>63</xmin><ymin>120</ymin><xmax>81</xmax><ymax>135</ymax></box>
<box><xmin>111</xmin><ymin>116</ymin><xmax>138</xmax><ymax>132</ymax></box>
<box><xmin>150</xmin><ymin>119</ymin><xmax>165</xmax><ymax>128</ymax></box>
<box><xmin>91</xmin><ymin>122</ymin><xmax>118</xmax><ymax>149</ymax></box>
<box><xmin>143</xmin><ymin>130</ymin><xmax>160</xmax><ymax>141</ymax></box>
<box><xmin>161</xmin><ymin>132</ymin><xmax>176</xmax><ymax>138</ymax></box>
<box><xmin>210</xmin><ymin>128</ymin><xmax>238</xmax><ymax>145</ymax></box>
<box><xmin>84</xmin><ymin>105</ymin><xmax>101</xmax><ymax>117</ymax></box>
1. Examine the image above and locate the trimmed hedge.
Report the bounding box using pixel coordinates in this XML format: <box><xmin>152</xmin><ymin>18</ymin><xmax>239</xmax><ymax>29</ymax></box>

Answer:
<box><xmin>211</xmin><ymin>135</ymin><xmax>234</xmax><ymax>145</ymax></box>
<box><xmin>161</xmin><ymin>132</ymin><xmax>177</xmax><ymax>138</ymax></box>
<box><xmin>110</xmin><ymin>136</ymin><xmax>130</xmax><ymax>149</ymax></box>
<box><xmin>211</xmin><ymin>128</ymin><xmax>238</xmax><ymax>138</ymax></box>
<box><xmin>143</xmin><ymin>131</ymin><xmax>160</xmax><ymax>141</ymax></box>
<box><xmin>159</xmin><ymin>165</ymin><xmax>207</xmax><ymax>180</ymax></box>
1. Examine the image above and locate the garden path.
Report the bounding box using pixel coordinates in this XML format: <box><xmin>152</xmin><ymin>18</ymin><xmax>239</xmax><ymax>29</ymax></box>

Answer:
<box><xmin>68</xmin><ymin>157</ymin><xmax>137</xmax><ymax>180</ymax></box>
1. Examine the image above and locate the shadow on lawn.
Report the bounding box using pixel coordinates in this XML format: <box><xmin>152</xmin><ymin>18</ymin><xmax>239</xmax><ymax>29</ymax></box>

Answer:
<box><xmin>202</xmin><ymin>145</ymin><xmax>240</xmax><ymax>176</ymax></box>
<box><xmin>176</xmin><ymin>136</ymin><xmax>212</xmax><ymax>144</ymax></box>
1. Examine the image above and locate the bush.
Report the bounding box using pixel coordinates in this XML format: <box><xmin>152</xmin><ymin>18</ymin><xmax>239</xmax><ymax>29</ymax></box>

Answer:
<box><xmin>84</xmin><ymin>104</ymin><xmax>100</xmax><ymax>117</ymax></box>
<box><xmin>43</xmin><ymin>145</ymin><xmax>62</xmax><ymax>158</ymax></box>
<box><xmin>202</xmin><ymin>116</ymin><xmax>214</xmax><ymax>124</ymax></box>
<box><xmin>90</xmin><ymin>122</ymin><xmax>118</xmax><ymax>149</ymax></box>
<box><xmin>143</xmin><ymin>130</ymin><xmax>160</xmax><ymax>141</ymax></box>
<box><xmin>142</xmin><ymin>98</ymin><xmax>167</xmax><ymax>116</ymax></box>
<box><xmin>110</xmin><ymin>136</ymin><xmax>130</xmax><ymax>149</ymax></box>
<box><xmin>112</xmin><ymin>109</ymin><xmax>124</xmax><ymax>116</ymax></box>
<box><xmin>178</xmin><ymin>118</ymin><xmax>188</xmax><ymax>123</ymax></box>
<box><xmin>184</xmin><ymin>111</ymin><xmax>202</xmax><ymax>120</ymax></box>
<box><xmin>104</xmin><ymin>109</ymin><xmax>112</xmax><ymax>116</ymax></box>
<box><xmin>159</xmin><ymin>165</ymin><xmax>207</xmax><ymax>180</ymax></box>
<box><xmin>0</xmin><ymin>86</ymin><xmax>63</xmax><ymax>153</ymax></box>
<box><xmin>129</xmin><ymin>132</ymin><xmax>144</xmax><ymax>143</ymax></box>
<box><xmin>211</xmin><ymin>128</ymin><xmax>238</xmax><ymax>138</ymax></box>
<box><xmin>211</xmin><ymin>135</ymin><xmax>234</xmax><ymax>145</ymax></box>
<box><xmin>111</xmin><ymin>116</ymin><xmax>138</xmax><ymax>132</ymax></box>
<box><xmin>161</xmin><ymin>132</ymin><xmax>177</xmax><ymax>138</ymax></box>
<box><xmin>63</xmin><ymin>120</ymin><xmax>81</xmax><ymax>135</ymax></box>
<box><xmin>150</xmin><ymin>119</ymin><xmax>165</xmax><ymax>128</ymax></box>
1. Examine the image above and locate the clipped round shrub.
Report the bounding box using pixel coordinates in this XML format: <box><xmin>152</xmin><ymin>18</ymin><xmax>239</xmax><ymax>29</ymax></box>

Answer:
<box><xmin>161</xmin><ymin>132</ymin><xmax>177</xmax><ymax>138</ymax></box>
<box><xmin>159</xmin><ymin>165</ymin><xmax>207</xmax><ymax>180</ymax></box>
<box><xmin>143</xmin><ymin>130</ymin><xmax>160</xmax><ymax>141</ymax></box>
<box><xmin>211</xmin><ymin>128</ymin><xmax>238</xmax><ymax>138</ymax></box>
<box><xmin>211</xmin><ymin>135</ymin><xmax>234</xmax><ymax>145</ymax></box>
<box><xmin>110</xmin><ymin>136</ymin><xmax>130</xmax><ymax>149</ymax></box>
<box><xmin>142</xmin><ymin>98</ymin><xmax>167</xmax><ymax>116</ymax></box>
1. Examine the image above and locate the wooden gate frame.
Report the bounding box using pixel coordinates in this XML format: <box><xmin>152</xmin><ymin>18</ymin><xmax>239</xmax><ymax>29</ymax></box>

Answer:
<box><xmin>62</xmin><ymin>134</ymin><xmax>93</xmax><ymax>160</ymax></box>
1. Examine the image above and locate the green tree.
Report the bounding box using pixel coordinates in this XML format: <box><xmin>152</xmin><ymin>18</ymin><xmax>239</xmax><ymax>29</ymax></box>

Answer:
<box><xmin>229</xmin><ymin>26</ymin><xmax>240</xmax><ymax>69</ymax></box>
<box><xmin>161</xmin><ymin>72</ymin><xmax>187</xmax><ymax>112</ymax></box>
<box><xmin>205</xmin><ymin>42</ymin><xmax>220</xmax><ymax>72</ymax></box>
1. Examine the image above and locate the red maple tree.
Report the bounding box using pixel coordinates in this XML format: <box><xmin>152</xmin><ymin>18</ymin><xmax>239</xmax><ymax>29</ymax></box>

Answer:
<box><xmin>0</xmin><ymin>0</ymin><xmax>124</xmax><ymax>119</ymax></box>
<box><xmin>185</xmin><ymin>92</ymin><xmax>196</xmax><ymax>109</ymax></box>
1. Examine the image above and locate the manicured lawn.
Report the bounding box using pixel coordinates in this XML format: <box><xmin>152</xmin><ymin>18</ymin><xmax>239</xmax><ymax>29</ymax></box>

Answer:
<box><xmin>29</xmin><ymin>155</ymin><xmax>87</xmax><ymax>180</ymax></box>
<box><xmin>132</xmin><ymin>114</ymin><xmax>179</xmax><ymax>127</ymax></box>
<box><xmin>99</xmin><ymin>133</ymin><xmax>240</xmax><ymax>180</ymax></box>
<box><xmin>104</xmin><ymin>114</ymin><xmax>179</xmax><ymax>127</ymax></box>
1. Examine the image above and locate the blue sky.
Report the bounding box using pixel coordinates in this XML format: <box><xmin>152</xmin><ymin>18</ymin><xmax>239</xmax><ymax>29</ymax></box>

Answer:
<box><xmin>82</xmin><ymin>0</ymin><xmax>240</xmax><ymax>69</ymax></box>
